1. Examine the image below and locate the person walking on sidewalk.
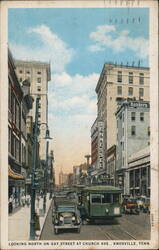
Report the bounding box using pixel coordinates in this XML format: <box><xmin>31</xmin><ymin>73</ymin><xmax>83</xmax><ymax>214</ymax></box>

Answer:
<box><xmin>21</xmin><ymin>194</ymin><xmax>26</xmax><ymax>207</ymax></box>
<box><xmin>8</xmin><ymin>195</ymin><xmax>13</xmax><ymax>213</ymax></box>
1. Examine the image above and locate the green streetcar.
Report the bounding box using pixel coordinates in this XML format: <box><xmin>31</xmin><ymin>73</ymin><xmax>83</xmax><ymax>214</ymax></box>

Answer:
<box><xmin>81</xmin><ymin>185</ymin><xmax>122</xmax><ymax>221</ymax></box>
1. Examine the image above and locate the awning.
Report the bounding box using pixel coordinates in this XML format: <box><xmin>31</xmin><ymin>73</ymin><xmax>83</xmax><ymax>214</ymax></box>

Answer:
<box><xmin>8</xmin><ymin>166</ymin><xmax>24</xmax><ymax>180</ymax></box>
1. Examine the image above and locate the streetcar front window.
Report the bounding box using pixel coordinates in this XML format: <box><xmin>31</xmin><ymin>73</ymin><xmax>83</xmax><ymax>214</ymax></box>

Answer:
<box><xmin>113</xmin><ymin>194</ymin><xmax>120</xmax><ymax>203</ymax></box>
<box><xmin>91</xmin><ymin>194</ymin><xmax>101</xmax><ymax>203</ymax></box>
<box><xmin>101</xmin><ymin>194</ymin><xmax>111</xmax><ymax>203</ymax></box>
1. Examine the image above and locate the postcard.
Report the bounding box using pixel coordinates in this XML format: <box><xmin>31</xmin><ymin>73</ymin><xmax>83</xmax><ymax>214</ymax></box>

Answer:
<box><xmin>0</xmin><ymin>0</ymin><xmax>158</xmax><ymax>249</ymax></box>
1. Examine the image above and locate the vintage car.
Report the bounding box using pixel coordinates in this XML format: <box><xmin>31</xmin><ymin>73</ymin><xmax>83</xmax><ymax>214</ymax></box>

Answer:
<box><xmin>52</xmin><ymin>200</ymin><xmax>81</xmax><ymax>234</ymax></box>
<box><xmin>141</xmin><ymin>197</ymin><xmax>150</xmax><ymax>213</ymax></box>
<box><xmin>122</xmin><ymin>198</ymin><xmax>140</xmax><ymax>214</ymax></box>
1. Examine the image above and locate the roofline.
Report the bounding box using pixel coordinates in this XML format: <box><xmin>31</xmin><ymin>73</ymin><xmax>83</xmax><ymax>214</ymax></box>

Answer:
<box><xmin>95</xmin><ymin>63</ymin><xmax>150</xmax><ymax>94</ymax></box>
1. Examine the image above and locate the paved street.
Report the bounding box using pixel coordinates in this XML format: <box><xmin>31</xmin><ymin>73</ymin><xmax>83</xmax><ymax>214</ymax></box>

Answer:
<box><xmin>40</xmin><ymin>203</ymin><xmax>150</xmax><ymax>240</ymax></box>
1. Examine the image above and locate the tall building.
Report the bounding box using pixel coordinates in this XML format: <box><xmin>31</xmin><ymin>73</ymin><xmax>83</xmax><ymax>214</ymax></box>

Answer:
<box><xmin>116</xmin><ymin>100</ymin><xmax>150</xmax><ymax>193</ymax></box>
<box><xmin>15</xmin><ymin>60</ymin><xmax>51</xmax><ymax>161</ymax></box>
<box><xmin>8</xmin><ymin>50</ymin><xmax>33</xmax><ymax>211</ymax></box>
<box><xmin>95</xmin><ymin>63</ymin><xmax>150</xmax><ymax>170</ymax></box>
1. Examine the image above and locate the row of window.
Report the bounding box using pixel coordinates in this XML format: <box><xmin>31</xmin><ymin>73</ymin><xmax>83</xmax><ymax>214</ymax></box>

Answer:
<box><xmin>117</xmin><ymin>126</ymin><xmax>150</xmax><ymax>140</ymax></box>
<box><xmin>8</xmin><ymin>82</ymin><xmax>21</xmax><ymax>130</ymax></box>
<box><xmin>8</xmin><ymin>128</ymin><xmax>21</xmax><ymax>162</ymax></box>
<box><xmin>19</xmin><ymin>77</ymin><xmax>42</xmax><ymax>84</ymax></box>
<box><xmin>131</xmin><ymin>112</ymin><xmax>145</xmax><ymax>121</ymax></box>
<box><xmin>130</xmin><ymin>126</ymin><xmax>150</xmax><ymax>136</ymax></box>
<box><xmin>19</xmin><ymin>70</ymin><xmax>41</xmax><ymax>75</ymax></box>
<box><xmin>117</xmin><ymin>71</ymin><xmax>145</xmax><ymax>85</ymax></box>
<box><xmin>117</xmin><ymin>86</ymin><xmax>144</xmax><ymax>97</ymax></box>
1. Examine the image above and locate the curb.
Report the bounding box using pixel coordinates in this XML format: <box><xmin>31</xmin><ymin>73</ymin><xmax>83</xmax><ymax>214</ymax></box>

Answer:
<box><xmin>36</xmin><ymin>200</ymin><xmax>52</xmax><ymax>240</ymax></box>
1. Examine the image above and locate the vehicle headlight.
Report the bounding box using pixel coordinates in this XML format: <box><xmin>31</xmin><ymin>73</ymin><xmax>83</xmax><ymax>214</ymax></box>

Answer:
<box><xmin>72</xmin><ymin>216</ymin><xmax>76</xmax><ymax>221</ymax></box>
<box><xmin>114</xmin><ymin>207</ymin><xmax>120</xmax><ymax>215</ymax></box>
<box><xmin>59</xmin><ymin>216</ymin><xmax>64</xmax><ymax>222</ymax></box>
<box><xmin>105</xmin><ymin>208</ymin><xmax>109</xmax><ymax>214</ymax></box>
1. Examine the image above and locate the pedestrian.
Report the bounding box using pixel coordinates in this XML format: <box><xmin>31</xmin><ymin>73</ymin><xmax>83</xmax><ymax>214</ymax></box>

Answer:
<box><xmin>78</xmin><ymin>203</ymin><xmax>87</xmax><ymax>225</ymax></box>
<box><xmin>26</xmin><ymin>194</ymin><xmax>30</xmax><ymax>207</ymax></box>
<box><xmin>21</xmin><ymin>194</ymin><xmax>26</xmax><ymax>207</ymax></box>
<box><xmin>8</xmin><ymin>195</ymin><xmax>13</xmax><ymax>213</ymax></box>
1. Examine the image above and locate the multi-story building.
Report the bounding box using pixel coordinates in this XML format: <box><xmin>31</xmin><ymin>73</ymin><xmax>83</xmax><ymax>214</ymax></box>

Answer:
<box><xmin>90</xmin><ymin>118</ymin><xmax>98</xmax><ymax>170</ymax></box>
<box><xmin>15</xmin><ymin>60</ymin><xmax>51</xmax><ymax>161</ymax></box>
<box><xmin>116</xmin><ymin>100</ymin><xmax>150</xmax><ymax>193</ymax></box>
<box><xmin>127</xmin><ymin>147</ymin><xmax>150</xmax><ymax>197</ymax></box>
<box><xmin>8</xmin><ymin>50</ymin><xmax>33</xmax><ymax>211</ymax></box>
<box><xmin>95</xmin><ymin>63</ymin><xmax>150</xmax><ymax>173</ymax></box>
<box><xmin>106</xmin><ymin>145</ymin><xmax>116</xmax><ymax>186</ymax></box>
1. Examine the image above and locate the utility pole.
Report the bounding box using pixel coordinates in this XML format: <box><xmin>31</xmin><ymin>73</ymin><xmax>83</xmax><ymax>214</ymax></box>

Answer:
<box><xmin>30</xmin><ymin>97</ymin><xmax>39</xmax><ymax>240</ymax></box>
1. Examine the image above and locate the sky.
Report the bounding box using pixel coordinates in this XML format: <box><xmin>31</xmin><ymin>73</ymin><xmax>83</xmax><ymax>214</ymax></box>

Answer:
<box><xmin>8</xmin><ymin>8</ymin><xmax>149</xmax><ymax>181</ymax></box>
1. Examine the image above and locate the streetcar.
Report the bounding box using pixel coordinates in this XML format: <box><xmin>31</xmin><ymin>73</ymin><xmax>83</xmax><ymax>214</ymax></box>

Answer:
<box><xmin>81</xmin><ymin>185</ymin><xmax>122</xmax><ymax>221</ymax></box>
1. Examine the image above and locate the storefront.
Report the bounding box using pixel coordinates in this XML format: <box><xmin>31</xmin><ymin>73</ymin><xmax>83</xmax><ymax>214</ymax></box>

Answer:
<box><xmin>8</xmin><ymin>166</ymin><xmax>24</xmax><ymax>212</ymax></box>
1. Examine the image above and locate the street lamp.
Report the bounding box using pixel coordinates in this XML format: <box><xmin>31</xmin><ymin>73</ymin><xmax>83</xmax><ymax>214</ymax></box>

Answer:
<box><xmin>29</xmin><ymin>97</ymin><xmax>52</xmax><ymax>240</ymax></box>
<box><xmin>43</xmin><ymin>129</ymin><xmax>52</xmax><ymax>214</ymax></box>
<box><xmin>30</xmin><ymin>97</ymin><xmax>40</xmax><ymax>240</ymax></box>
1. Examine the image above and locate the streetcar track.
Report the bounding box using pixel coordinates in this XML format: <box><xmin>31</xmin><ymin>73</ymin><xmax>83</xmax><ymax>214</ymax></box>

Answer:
<box><xmin>97</xmin><ymin>225</ymin><xmax>119</xmax><ymax>240</ymax></box>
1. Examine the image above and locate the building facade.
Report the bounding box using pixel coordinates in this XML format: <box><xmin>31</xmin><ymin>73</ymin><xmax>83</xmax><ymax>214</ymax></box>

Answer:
<box><xmin>116</xmin><ymin>100</ymin><xmax>150</xmax><ymax>193</ymax></box>
<box><xmin>95</xmin><ymin>63</ymin><xmax>150</xmax><ymax>173</ymax></box>
<box><xmin>15</xmin><ymin>60</ymin><xmax>51</xmax><ymax>161</ymax></box>
<box><xmin>8</xmin><ymin>50</ymin><xmax>33</xmax><ymax>211</ymax></box>
<box><xmin>128</xmin><ymin>147</ymin><xmax>150</xmax><ymax>197</ymax></box>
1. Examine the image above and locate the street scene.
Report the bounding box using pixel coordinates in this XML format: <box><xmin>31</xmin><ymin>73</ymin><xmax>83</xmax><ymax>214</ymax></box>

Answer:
<box><xmin>8</xmin><ymin>7</ymin><xmax>151</xmax><ymax>242</ymax></box>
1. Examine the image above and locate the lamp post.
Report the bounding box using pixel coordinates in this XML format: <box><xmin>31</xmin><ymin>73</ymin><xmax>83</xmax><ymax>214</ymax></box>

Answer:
<box><xmin>30</xmin><ymin>97</ymin><xmax>40</xmax><ymax>240</ymax></box>
<box><xmin>29</xmin><ymin>97</ymin><xmax>52</xmax><ymax>239</ymax></box>
<box><xmin>43</xmin><ymin>129</ymin><xmax>52</xmax><ymax>213</ymax></box>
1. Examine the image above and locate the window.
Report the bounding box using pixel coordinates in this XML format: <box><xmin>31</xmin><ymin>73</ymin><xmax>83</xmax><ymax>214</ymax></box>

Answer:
<box><xmin>37</xmin><ymin>78</ymin><xmax>41</xmax><ymax>83</ymax></box>
<box><xmin>19</xmin><ymin>70</ymin><xmax>23</xmax><ymax>74</ymax></box>
<box><xmin>139</xmin><ymin>73</ymin><xmax>144</xmax><ymax>85</ymax></box>
<box><xmin>148</xmin><ymin>126</ymin><xmax>150</xmax><ymax>136</ymax></box>
<box><xmin>129</xmin><ymin>72</ymin><xmax>133</xmax><ymax>84</ymax></box>
<box><xmin>37</xmin><ymin>71</ymin><xmax>41</xmax><ymax>75</ymax></box>
<box><xmin>140</xmin><ymin>112</ymin><xmax>144</xmax><ymax>121</ymax></box>
<box><xmin>113</xmin><ymin>194</ymin><xmax>120</xmax><ymax>203</ymax></box>
<box><xmin>139</xmin><ymin>88</ymin><xmax>144</xmax><ymax>97</ymax></box>
<box><xmin>101</xmin><ymin>194</ymin><xmax>111</xmax><ymax>203</ymax></box>
<box><xmin>131</xmin><ymin>125</ymin><xmax>136</xmax><ymax>136</ymax></box>
<box><xmin>128</xmin><ymin>87</ymin><xmax>133</xmax><ymax>96</ymax></box>
<box><xmin>117</xmin><ymin>86</ymin><xmax>122</xmax><ymax>95</ymax></box>
<box><xmin>91</xmin><ymin>195</ymin><xmax>101</xmax><ymax>203</ymax></box>
<box><xmin>117</xmin><ymin>71</ymin><xmax>122</xmax><ymax>82</ymax></box>
<box><xmin>37</xmin><ymin>86</ymin><xmax>41</xmax><ymax>92</ymax></box>
<box><xmin>38</xmin><ymin>112</ymin><xmax>41</xmax><ymax>118</ymax></box>
<box><xmin>26</xmin><ymin>71</ymin><xmax>30</xmax><ymax>74</ymax></box>
<box><xmin>131</xmin><ymin>112</ymin><xmax>136</xmax><ymax>121</ymax></box>
<box><xmin>19</xmin><ymin>78</ymin><xmax>23</xmax><ymax>82</ymax></box>
<box><xmin>122</xmin><ymin>113</ymin><xmax>124</xmax><ymax>122</ymax></box>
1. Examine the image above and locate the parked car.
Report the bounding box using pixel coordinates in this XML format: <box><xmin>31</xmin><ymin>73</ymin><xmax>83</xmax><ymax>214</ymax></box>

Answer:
<box><xmin>136</xmin><ymin>196</ymin><xmax>150</xmax><ymax>213</ymax></box>
<box><xmin>142</xmin><ymin>197</ymin><xmax>150</xmax><ymax>213</ymax></box>
<box><xmin>52</xmin><ymin>200</ymin><xmax>81</xmax><ymax>234</ymax></box>
<box><xmin>122</xmin><ymin>198</ymin><xmax>140</xmax><ymax>214</ymax></box>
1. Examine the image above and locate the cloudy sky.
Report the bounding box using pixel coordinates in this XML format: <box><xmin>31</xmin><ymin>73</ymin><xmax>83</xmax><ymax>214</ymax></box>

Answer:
<box><xmin>8</xmin><ymin>8</ymin><xmax>149</xmax><ymax>181</ymax></box>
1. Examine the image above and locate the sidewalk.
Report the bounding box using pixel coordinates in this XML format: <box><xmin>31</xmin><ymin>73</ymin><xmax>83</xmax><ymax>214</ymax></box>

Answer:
<box><xmin>8</xmin><ymin>193</ymin><xmax>52</xmax><ymax>241</ymax></box>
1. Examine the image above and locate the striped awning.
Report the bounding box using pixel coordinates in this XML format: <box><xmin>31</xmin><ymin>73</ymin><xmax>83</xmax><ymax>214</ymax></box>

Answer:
<box><xmin>8</xmin><ymin>166</ymin><xmax>24</xmax><ymax>180</ymax></box>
